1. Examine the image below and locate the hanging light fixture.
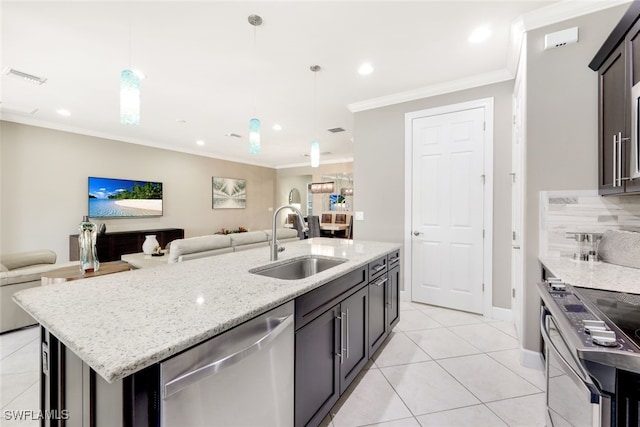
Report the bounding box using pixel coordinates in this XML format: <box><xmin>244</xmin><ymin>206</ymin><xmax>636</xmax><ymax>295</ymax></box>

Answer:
<box><xmin>248</xmin><ymin>14</ymin><xmax>263</xmax><ymax>154</ymax></box>
<box><xmin>120</xmin><ymin>24</ymin><xmax>142</xmax><ymax>125</ymax></box>
<box><xmin>310</xmin><ymin>65</ymin><xmax>321</xmax><ymax>167</ymax></box>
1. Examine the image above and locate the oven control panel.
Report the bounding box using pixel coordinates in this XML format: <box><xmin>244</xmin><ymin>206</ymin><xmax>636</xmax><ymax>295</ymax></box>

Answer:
<box><xmin>543</xmin><ymin>279</ymin><xmax>637</xmax><ymax>351</ymax></box>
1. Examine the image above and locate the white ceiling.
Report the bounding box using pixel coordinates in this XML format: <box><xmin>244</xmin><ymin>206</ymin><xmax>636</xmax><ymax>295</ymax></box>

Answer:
<box><xmin>0</xmin><ymin>1</ymin><xmax>628</xmax><ymax>168</ymax></box>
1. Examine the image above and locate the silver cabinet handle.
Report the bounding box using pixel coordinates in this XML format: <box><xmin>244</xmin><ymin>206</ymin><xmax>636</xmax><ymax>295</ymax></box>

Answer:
<box><xmin>618</xmin><ymin>132</ymin><xmax>623</xmax><ymax>187</ymax></box>
<box><xmin>344</xmin><ymin>309</ymin><xmax>349</xmax><ymax>360</ymax></box>
<box><xmin>373</xmin><ymin>264</ymin><xmax>386</xmax><ymax>272</ymax></box>
<box><xmin>163</xmin><ymin>314</ymin><xmax>293</xmax><ymax>398</ymax></box>
<box><xmin>374</xmin><ymin>277</ymin><xmax>388</xmax><ymax>287</ymax></box>
<box><xmin>336</xmin><ymin>311</ymin><xmax>345</xmax><ymax>364</ymax></box>
<box><xmin>388</xmin><ymin>256</ymin><xmax>400</xmax><ymax>264</ymax></box>
<box><xmin>613</xmin><ymin>134</ymin><xmax>618</xmax><ymax>188</ymax></box>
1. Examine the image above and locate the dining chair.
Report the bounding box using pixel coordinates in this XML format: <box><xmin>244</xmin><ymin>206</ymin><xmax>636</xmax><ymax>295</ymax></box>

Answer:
<box><xmin>292</xmin><ymin>216</ymin><xmax>306</xmax><ymax>239</ymax></box>
<box><xmin>307</xmin><ymin>216</ymin><xmax>321</xmax><ymax>238</ymax></box>
<box><xmin>321</xmin><ymin>213</ymin><xmax>333</xmax><ymax>224</ymax></box>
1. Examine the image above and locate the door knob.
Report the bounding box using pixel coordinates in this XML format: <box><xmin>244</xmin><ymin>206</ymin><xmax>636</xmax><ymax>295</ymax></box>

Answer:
<box><xmin>413</xmin><ymin>231</ymin><xmax>423</xmax><ymax>236</ymax></box>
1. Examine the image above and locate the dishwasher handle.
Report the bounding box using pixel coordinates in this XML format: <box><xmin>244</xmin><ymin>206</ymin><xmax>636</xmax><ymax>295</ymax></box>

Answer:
<box><xmin>163</xmin><ymin>313</ymin><xmax>293</xmax><ymax>399</ymax></box>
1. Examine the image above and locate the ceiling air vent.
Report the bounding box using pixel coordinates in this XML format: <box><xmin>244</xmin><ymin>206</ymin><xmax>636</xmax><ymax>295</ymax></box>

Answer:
<box><xmin>2</xmin><ymin>67</ymin><xmax>47</xmax><ymax>85</ymax></box>
<box><xmin>327</xmin><ymin>127</ymin><xmax>345</xmax><ymax>133</ymax></box>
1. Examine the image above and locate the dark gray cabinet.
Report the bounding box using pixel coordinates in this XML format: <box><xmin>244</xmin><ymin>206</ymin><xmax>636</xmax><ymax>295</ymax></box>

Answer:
<box><xmin>368</xmin><ymin>251</ymin><xmax>401</xmax><ymax>356</ymax></box>
<box><xmin>387</xmin><ymin>251</ymin><xmax>401</xmax><ymax>330</ymax></box>
<box><xmin>590</xmin><ymin>2</ymin><xmax>640</xmax><ymax>195</ymax></box>
<box><xmin>339</xmin><ymin>285</ymin><xmax>369</xmax><ymax>394</ymax></box>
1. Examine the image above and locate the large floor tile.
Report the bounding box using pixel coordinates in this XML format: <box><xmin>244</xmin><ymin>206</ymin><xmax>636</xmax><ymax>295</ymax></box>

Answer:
<box><xmin>395</xmin><ymin>310</ymin><xmax>442</xmax><ymax>332</ymax></box>
<box><xmin>438</xmin><ymin>354</ymin><xmax>540</xmax><ymax>402</ymax></box>
<box><xmin>487</xmin><ymin>349</ymin><xmax>545</xmax><ymax>391</ymax></box>
<box><xmin>405</xmin><ymin>328</ymin><xmax>481</xmax><ymax>360</ymax></box>
<box><xmin>486</xmin><ymin>393</ymin><xmax>547</xmax><ymax>427</ymax></box>
<box><xmin>380</xmin><ymin>361</ymin><xmax>480</xmax><ymax>416</ymax></box>
<box><xmin>0</xmin><ymin>340</ymin><xmax>40</xmax><ymax>375</ymax></box>
<box><xmin>417</xmin><ymin>307</ymin><xmax>486</xmax><ymax>327</ymax></box>
<box><xmin>366</xmin><ymin>417</ymin><xmax>421</xmax><ymax>427</ymax></box>
<box><xmin>486</xmin><ymin>320</ymin><xmax>518</xmax><ymax>338</ymax></box>
<box><xmin>0</xmin><ymin>371</ymin><xmax>39</xmax><ymax>410</ymax></box>
<box><xmin>0</xmin><ymin>380</ymin><xmax>40</xmax><ymax>426</ymax></box>
<box><xmin>0</xmin><ymin>328</ymin><xmax>39</xmax><ymax>361</ymax></box>
<box><xmin>448</xmin><ymin>323</ymin><xmax>519</xmax><ymax>352</ymax></box>
<box><xmin>330</xmin><ymin>368</ymin><xmax>412</xmax><ymax>427</ymax></box>
<box><xmin>415</xmin><ymin>404</ymin><xmax>508</xmax><ymax>427</ymax></box>
<box><xmin>400</xmin><ymin>301</ymin><xmax>431</xmax><ymax>312</ymax></box>
<box><xmin>373</xmin><ymin>332</ymin><xmax>431</xmax><ymax>368</ymax></box>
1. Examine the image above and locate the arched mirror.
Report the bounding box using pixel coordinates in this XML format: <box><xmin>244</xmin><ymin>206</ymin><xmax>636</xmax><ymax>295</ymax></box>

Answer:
<box><xmin>288</xmin><ymin>188</ymin><xmax>301</xmax><ymax>204</ymax></box>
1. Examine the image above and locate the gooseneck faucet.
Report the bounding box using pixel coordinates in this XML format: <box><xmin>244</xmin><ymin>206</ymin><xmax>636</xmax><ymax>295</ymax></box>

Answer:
<box><xmin>271</xmin><ymin>205</ymin><xmax>306</xmax><ymax>261</ymax></box>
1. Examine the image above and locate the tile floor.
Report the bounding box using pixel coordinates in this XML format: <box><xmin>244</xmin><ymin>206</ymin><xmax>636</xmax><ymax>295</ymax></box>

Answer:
<box><xmin>0</xmin><ymin>301</ymin><xmax>546</xmax><ymax>427</ymax></box>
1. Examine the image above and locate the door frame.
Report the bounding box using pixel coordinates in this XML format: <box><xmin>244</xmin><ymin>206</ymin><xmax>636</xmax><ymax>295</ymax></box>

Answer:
<box><xmin>403</xmin><ymin>98</ymin><xmax>494</xmax><ymax>317</ymax></box>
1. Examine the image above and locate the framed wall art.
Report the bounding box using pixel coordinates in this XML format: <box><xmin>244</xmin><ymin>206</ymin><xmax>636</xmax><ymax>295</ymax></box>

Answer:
<box><xmin>212</xmin><ymin>177</ymin><xmax>246</xmax><ymax>209</ymax></box>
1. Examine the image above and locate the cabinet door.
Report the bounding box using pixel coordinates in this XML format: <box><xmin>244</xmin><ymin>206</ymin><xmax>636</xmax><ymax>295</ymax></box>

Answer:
<box><xmin>626</xmin><ymin>21</ymin><xmax>640</xmax><ymax>193</ymax></box>
<box><xmin>295</xmin><ymin>306</ymin><xmax>340</xmax><ymax>427</ymax></box>
<box><xmin>339</xmin><ymin>285</ymin><xmax>369</xmax><ymax>394</ymax></box>
<box><xmin>368</xmin><ymin>275</ymin><xmax>388</xmax><ymax>356</ymax></box>
<box><xmin>387</xmin><ymin>265</ymin><xmax>400</xmax><ymax>330</ymax></box>
<box><xmin>599</xmin><ymin>43</ymin><xmax>627</xmax><ymax>195</ymax></box>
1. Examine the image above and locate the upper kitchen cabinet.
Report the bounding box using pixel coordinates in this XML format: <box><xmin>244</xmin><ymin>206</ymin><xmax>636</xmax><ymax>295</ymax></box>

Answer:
<box><xmin>590</xmin><ymin>2</ymin><xmax>640</xmax><ymax>195</ymax></box>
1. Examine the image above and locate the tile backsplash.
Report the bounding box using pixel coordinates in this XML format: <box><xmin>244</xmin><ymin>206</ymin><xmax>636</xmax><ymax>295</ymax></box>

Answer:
<box><xmin>540</xmin><ymin>190</ymin><xmax>640</xmax><ymax>257</ymax></box>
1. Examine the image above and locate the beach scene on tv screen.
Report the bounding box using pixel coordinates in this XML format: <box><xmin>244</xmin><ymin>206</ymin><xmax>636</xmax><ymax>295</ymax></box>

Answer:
<box><xmin>89</xmin><ymin>177</ymin><xmax>163</xmax><ymax>217</ymax></box>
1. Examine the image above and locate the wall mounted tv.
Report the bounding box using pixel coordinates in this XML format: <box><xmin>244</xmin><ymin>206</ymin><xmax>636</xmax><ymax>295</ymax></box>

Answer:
<box><xmin>88</xmin><ymin>177</ymin><xmax>163</xmax><ymax>218</ymax></box>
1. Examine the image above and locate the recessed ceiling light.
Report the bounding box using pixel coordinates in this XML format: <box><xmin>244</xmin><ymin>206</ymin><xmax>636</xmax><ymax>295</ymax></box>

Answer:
<box><xmin>196</xmin><ymin>140</ymin><xmax>205</xmax><ymax>146</ymax></box>
<box><xmin>358</xmin><ymin>63</ymin><xmax>374</xmax><ymax>75</ymax></box>
<box><xmin>468</xmin><ymin>26</ymin><xmax>491</xmax><ymax>43</ymax></box>
<box><xmin>273</xmin><ymin>124</ymin><xmax>282</xmax><ymax>131</ymax></box>
<box><xmin>57</xmin><ymin>109</ymin><xmax>71</xmax><ymax>116</ymax></box>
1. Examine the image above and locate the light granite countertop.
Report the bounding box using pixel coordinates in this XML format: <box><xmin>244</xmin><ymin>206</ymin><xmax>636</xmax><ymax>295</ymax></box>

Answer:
<box><xmin>14</xmin><ymin>238</ymin><xmax>400</xmax><ymax>384</ymax></box>
<box><xmin>539</xmin><ymin>256</ymin><xmax>640</xmax><ymax>294</ymax></box>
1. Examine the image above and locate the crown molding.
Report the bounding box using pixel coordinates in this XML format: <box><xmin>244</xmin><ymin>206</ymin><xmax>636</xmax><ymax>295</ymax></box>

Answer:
<box><xmin>347</xmin><ymin>69</ymin><xmax>513</xmax><ymax>113</ymax></box>
<box><xmin>521</xmin><ymin>0</ymin><xmax>632</xmax><ymax>32</ymax></box>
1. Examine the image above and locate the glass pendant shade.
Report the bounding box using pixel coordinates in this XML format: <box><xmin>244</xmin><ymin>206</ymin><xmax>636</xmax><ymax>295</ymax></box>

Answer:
<box><xmin>249</xmin><ymin>118</ymin><xmax>261</xmax><ymax>154</ymax></box>
<box><xmin>120</xmin><ymin>69</ymin><xmax>140</xmax><ymax>125</ymax></box>
<box><xmin>310</xmin><ymin>140</ymin><xmax>320</xmax><ymax>167</ymax></box>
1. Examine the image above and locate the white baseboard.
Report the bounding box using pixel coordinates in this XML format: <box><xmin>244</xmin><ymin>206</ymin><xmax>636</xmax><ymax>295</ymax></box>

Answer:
<box><xmin>491</xmin><ymin>306</ymin><xmax>512</xmax><ymax>322</ymax></box>
<box><xmin>521</xmin><ymin>347</ymin><xmax>544</xmax><ymax>370</ymax></box>
<box><xmin>400</xmin><ymin>289</ymin><xmax>411</xmax><ymax>302</ymax></box>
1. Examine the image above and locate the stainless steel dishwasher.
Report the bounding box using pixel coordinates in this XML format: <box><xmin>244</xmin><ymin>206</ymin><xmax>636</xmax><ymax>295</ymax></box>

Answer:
<box><xmin>160</xmin><ymin>301</ymin><xmax>294</xmax><ymax>427</ymax></box>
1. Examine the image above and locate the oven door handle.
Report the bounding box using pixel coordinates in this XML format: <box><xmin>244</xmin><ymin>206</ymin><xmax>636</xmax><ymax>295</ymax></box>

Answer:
<box><xmin>540</xmin><ymin>307</ymin><xmax>600</xmax><ymax>404</ymax></box>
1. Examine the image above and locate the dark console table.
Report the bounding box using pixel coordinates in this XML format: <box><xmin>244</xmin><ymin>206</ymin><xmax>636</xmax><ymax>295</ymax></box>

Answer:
<box><xmin>69</xmin><ymin>228</ymin><xmax>184</xmax><ymax>262</ymax></box>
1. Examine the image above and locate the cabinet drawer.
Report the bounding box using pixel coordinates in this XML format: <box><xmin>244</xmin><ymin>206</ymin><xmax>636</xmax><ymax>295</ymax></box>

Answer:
<box><xmin>368</xmin><ymin>256</ymin><xmax>387</xmax><ymax>280</ymax></box>
<box><xmin>295</xmin><ymin>267</ymin><xmax>368</xmax><ymax>330</ymax></box>
<box><xmin>387</xmin><ymin>250</ymin><xmax>400</xmax><ymax>268</ymax></box>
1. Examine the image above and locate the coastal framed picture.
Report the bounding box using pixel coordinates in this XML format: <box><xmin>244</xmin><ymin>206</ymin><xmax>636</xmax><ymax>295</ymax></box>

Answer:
<box><xmin>212</xmin><ymin>177</ymin><xmax>246</xmax><ymax>209</ymax></box>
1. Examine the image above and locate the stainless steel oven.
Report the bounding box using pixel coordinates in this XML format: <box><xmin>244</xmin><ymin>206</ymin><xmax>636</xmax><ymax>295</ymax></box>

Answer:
<box><xmin>537</xmin><ymin>280</ymin><xmax>640</xmax><ymax>427</ymax></box>
<box><xmin>541</xmin><ymin>307</ymin><xmax>611</xmax><ymax>426</ymax></box>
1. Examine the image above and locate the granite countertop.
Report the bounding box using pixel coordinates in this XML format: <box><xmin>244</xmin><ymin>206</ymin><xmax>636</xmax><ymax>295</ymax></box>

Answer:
<box><xmin>539</xmin><ymin>256</ymin><xmax>640</xmax><ymax>294</ymax></box>
<box><xmin>14</xmin><ymin>238</ymin><xmax>399</xmax><ymax>383</ymax></box>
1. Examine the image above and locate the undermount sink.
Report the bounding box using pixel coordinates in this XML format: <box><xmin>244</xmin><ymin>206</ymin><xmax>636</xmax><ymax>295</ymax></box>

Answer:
<box><xmin>250</xmin><ymin>256</ymin><xmax>347</xmax><ymax>280</ymax></box>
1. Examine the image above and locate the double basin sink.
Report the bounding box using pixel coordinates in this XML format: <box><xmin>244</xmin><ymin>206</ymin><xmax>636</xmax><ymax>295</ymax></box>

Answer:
<box><xmin>250</xmin><ymin>255</ymin><xmax>346</xmax><ymax>280</ymax></box>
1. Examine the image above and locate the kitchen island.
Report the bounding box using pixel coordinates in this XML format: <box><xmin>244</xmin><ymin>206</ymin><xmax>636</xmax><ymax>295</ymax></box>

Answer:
<box><xmin>13</xmin><ymin>238</ymin><xmax>401</xmax><ymax>427</ymax></box>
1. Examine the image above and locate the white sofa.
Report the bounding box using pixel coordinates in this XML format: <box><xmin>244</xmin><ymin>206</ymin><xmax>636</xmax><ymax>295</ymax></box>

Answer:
<box><xmin>168</xmin><ymin>228</ymin><xmax>300</xmax><ymax>263</ymax></box>
<box><xmin>1</xmin><ymin>250</ymin><xmax>78</xmax><ymax>333</ymax></box>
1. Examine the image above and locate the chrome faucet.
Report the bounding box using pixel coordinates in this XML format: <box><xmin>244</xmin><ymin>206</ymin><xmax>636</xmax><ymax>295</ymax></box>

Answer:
<box><xmin>271</xmin><ymin>205</ymin><xmax>306</xmax><ymax>261</ymax></box>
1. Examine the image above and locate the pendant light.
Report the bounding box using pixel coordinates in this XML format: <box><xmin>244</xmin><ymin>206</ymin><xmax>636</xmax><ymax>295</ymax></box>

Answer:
<box><xmin>310</xmin><ymin>65</ymin><xmax>321</xmax><ymax>167</ymax></box>
<box><xmin>248</xmin><ymin>14</ymin><xmax>262</xmax><ymax>155</ymax></box>
<box><xmin>120</xmin><ymin>24</ymin><xmax>142</xmax><ymax>125</ymax></box>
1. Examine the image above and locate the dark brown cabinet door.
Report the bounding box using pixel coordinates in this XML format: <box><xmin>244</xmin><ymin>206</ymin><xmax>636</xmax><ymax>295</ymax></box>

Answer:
<box><xmin>626</xmin><ymin>20</ymin><xmax>640</xmax><ymax>193</ymax></box>
<box><xmin>339</xmin><ymin>285</ymin><xmax>369</xmax><ymax>394</ymax></box>
<box><xmin>368</xmin><ymin>275</ymin><xmax>388</xmax><ymax>356</ymax></box>
<box><xmin>387</xmin><ymin>264</ymin><xmax>400</xmax><ymax>330</ymax></box>
<box><xmin>295</xmin><ymin>306</ymin><xmax>340</xmax><ymax>427</ymax></box>
<box><xmin>599</xmin><ymin>43</ymin><xmax>627</xmax><ymax>195</ymax></box>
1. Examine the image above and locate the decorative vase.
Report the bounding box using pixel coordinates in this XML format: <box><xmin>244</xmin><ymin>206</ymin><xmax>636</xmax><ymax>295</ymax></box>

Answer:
<box><xmin>78</xmin><ymin>216</ymin><xmax>99</xmax><ymax>273</ymax></box>
<box><xmin>142</xmin><ymin>235</ymin><xmax>159</xmax><ymax>255</ymax></box>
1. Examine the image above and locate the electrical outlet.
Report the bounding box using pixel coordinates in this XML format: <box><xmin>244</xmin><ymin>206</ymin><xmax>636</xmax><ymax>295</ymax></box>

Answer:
<box><xmin>355</xmin><ymin>211</ymin><xmax>364</xmax><ymax>221</ymax></box>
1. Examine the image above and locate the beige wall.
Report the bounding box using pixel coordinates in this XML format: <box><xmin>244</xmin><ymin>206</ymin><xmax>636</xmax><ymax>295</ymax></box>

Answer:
<box><xmin>0</xmin><ymin>121</ymin><xmax>276</xmax><ymax>261</ymax></box>
<box><xmin>522</xmin><ymin>4</ymin><xmax>630</xmax><ymax>352</ymax></box>
<box><xmin>353</xmin><ymin>81</ymin><xmax>513</xmax><ymax>308</ymax></box>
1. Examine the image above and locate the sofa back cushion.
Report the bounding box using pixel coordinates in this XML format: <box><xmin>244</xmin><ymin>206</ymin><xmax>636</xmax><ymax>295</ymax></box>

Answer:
<box><xmin>168</xmin><ymin>235</ymin><xmax>232</xmax><ymax>263</ymax></box>
<box><xmin>229</xmin><ymin>231</ymin><xmax>268</xmax><ymax>247</ymax></box>
<box><xmin>0</xmin><ymin>250</ymin><xmax>57</xmax><ymax>271</ymax></box>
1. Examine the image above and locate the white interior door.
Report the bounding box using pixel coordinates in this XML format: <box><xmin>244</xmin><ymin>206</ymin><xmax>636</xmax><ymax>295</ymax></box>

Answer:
<box><xmin>410</xmin><ymin>107</ymin><xmax>486</xmax><ymax>314</ymax></box>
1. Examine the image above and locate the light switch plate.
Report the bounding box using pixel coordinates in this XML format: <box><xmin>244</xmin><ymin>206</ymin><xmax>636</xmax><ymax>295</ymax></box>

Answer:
<box><xmin>355</xmin><ymin>211</ymin><xmax>364</xmax><ymax>221</ymax></box>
